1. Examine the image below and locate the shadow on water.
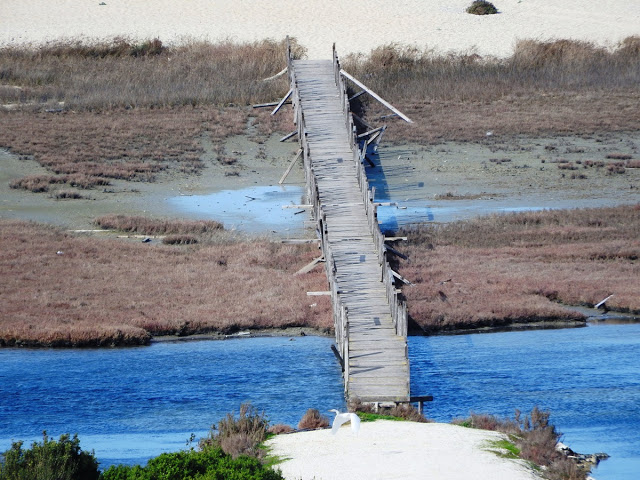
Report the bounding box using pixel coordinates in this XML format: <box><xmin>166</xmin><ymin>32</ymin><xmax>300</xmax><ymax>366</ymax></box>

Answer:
<box><xmin>365</xmin><ymin>144</ymin><xmax>434</xmax><ymax>234</ymax></box>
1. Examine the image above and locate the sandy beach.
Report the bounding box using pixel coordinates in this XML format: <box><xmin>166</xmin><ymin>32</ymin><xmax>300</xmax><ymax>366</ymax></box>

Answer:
<box><xmin>266</xmin><ymin>420</ymin><xmax>542</xmax><ymax>480</ymax></box>
<box><xmin>1</xmin><ymin>1</ymin><xmax>638</xmax><ymax>59</ymax></box>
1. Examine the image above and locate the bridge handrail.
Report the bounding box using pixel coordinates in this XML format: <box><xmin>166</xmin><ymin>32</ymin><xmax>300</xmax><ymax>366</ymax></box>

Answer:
<box><xmin>331</xmin><ymin>45</ymin><xmax>408</xmax><ymax>338</ymax></box>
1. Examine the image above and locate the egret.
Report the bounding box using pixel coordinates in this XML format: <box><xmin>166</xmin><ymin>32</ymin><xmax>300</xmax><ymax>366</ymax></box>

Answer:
<box><xmin>328</xmin><ymin>409</ymin><xmax>361</xmax><ymax>435</ymax></box>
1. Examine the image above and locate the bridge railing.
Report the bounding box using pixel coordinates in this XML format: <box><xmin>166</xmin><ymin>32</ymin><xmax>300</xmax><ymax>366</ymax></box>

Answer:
<box><xmin>287</xmin><ymin>43</ymin><xmax>351</xmax><ymax>387</ymax></box>
<box><xmin>331</xmin><ymin>45</ymin><xmax>409</xmax><ymax>338</ymax></box>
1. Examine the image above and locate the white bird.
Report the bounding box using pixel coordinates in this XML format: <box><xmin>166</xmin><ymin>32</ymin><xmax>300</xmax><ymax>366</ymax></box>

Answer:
<box><xmin>329</xmin><ymin>409</ymin><xmax>361</xmax><ymax>435</ymax></box>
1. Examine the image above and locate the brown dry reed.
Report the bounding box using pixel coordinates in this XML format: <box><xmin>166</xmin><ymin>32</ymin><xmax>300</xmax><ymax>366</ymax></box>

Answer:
<box><xmin>397</xmin><ymin>204</ymin><xmax>640</xmax><ymax>332</ymax></box>
<box><xmin>0</xmin><ymin>220</ymin><xmax>331</xmax><ymax>347</ymax></box>
<box><xmin>341</xmin><ymin>36</ymin><xmax>640</xmax><ymax>141</ymax></box>
<box><xmin>454</xmin><ymin>407</ymin><xmax>587</xmax><ymax>480</ymax></box>
<box><xmin>204</xmin><ymin>403</ymin><xmax>269</xmax><ymax>459</ymax></box>
<box><xmin>297</xmin><ymin>409</ymin><xmax>330</xmax><ymax>430</ymax></box>
<box><xmin>94</xmin><ymin>214</ymin><xmax>223</xmax><ymax>235</ymax></box>
<box><xmin>0</xmin><ymin>37</ymin><xmax>305</xmax><ymax>109</ymax></box>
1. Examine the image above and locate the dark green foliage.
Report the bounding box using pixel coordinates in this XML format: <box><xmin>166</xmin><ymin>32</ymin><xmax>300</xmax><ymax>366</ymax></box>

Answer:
<box><xmin>101</xmin><ymin>447</ymin><xmax>283</xmax><ymax>480</ymax></box>
<box><xmin>0</xmin><ymin>432</ymin><xmax>99</xmax><ymax>480</ymax></box>
<box><xmin>467</xmin><ymin>1</ymin><xmax>499</xmax><ymax>15</ymax></box>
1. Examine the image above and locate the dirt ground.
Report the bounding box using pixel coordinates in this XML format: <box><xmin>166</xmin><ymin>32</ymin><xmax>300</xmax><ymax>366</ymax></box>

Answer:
<box><xmin>1</xmin><ymin>130</ymin><xmax>639</xmax><ymax>233</ymax></box>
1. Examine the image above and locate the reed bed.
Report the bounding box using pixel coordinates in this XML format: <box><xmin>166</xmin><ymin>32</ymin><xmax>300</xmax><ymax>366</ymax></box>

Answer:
<box><xmin>342</xmin><ymin>36</ymin><xmax>640</xmax><ymax>141</ymax></box>
<box><xmin>0</xmin><ymin>220</ymin><xmax>331</xmax><ymax>347</ymax></box>
<box><xmin>0</xmin><ymin>38</ymin><xmax>303</xmax><ymax>109</ymax></box>
<box><xmin>397</xmin><ymin>205</ymin><xmax>640</xmax><ymax>332</ymax></box>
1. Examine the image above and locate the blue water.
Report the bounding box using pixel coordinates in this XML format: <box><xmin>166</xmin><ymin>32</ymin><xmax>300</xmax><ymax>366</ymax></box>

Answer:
<box><xmin>167</xmin><ymin>185</ymin><xmax>306</xmax><ymax>235</ymax></box>
<box><xmin>1</xmin><ymin>325</ymin><xmax>639</xmax><ymax>478</ymax></box>
<box><xmin>0</xmin><ymin>336</ymin><xmax>346</xmax><ymax>468</ymax></box>
<box><xmin>409</xmin><ymin>323</ymin><xmax>640</xmax><ymax>479</ymax></box>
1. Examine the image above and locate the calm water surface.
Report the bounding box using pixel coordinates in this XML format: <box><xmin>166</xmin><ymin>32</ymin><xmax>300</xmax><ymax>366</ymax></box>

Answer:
<box><xmin>1</xmin><ymin>324</ymin><xmax>639</xmax><ymax>478</ymax></box>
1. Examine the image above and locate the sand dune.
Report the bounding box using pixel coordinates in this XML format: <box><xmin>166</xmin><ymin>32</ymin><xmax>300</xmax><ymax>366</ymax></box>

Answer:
<box><xmin>1</xmin><ymin>1</ymin><xmax>638</xmax><ymax>59</ymax></box>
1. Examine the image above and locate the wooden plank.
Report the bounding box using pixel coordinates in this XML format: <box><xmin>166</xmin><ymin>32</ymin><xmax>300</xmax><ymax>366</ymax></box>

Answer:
<box><xmin>279</xmin><ymin>149</ymin><xmax>303</xmax><ymax>184</ymax></box>
<box><xmin>295</xmin><ymin>256</ymin><xmax>325</xmax><ymax>275</ymax></box>
<box><xmin>271</xmin><ymin>88</ymin><xmax>293</xmax><ymax>115</ymax></box>
<box><xmin>340</xmin><ymin>70</ymin><xmax>413</xmax><ymax>123</ymax></box>
<box><xmin>279</xmin><ymin>130</ymin><xmax>298</xmax><ymax>142</ymax></box>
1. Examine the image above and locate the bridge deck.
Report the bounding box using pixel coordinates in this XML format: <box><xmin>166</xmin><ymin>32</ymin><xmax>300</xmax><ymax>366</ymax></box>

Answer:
<box><xmin>292</xmin><ymin>59</ymin><xmax>409</xmax><ymax>402</ymax></box>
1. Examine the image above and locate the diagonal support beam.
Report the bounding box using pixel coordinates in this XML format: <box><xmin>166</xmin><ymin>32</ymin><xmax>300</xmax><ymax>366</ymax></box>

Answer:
<box><xmin>279</xmin><ymin>149</ymin><xmax>303</xmax><ymax>184</ymax></box>
<box><xmin>271</xmin><ymin>88</ymin><xmax>293</xmax><ymax>115</ymax></box>
<box><xmin>340</xmin><ymin>70</ymin><xmax>413</xmax><ymax>123</ymax></box>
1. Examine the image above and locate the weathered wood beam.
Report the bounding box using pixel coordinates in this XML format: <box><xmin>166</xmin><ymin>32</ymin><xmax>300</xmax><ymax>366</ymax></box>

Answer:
<box><xmin>384</xmin><ymin>244</ymin><xmax>409</xmax><ymax>261</ymax></box>
<box><xmin>357</xmin><ymin>126</ymin><xmax>385</xmax><ymax>139</ymax></box>
<box><xmin>271</xmin><ymin>88</ymin><xmax>293</xmax><ymax>115</ymax></box>
<box><xmin>253</xmin><ymin>101</ymin><xmax>292</xmax><ymax>109</ymax></box>
<box><xmin>262</xmin><ymin>66</ymin><xmax>287</xmax><ymax>82</ymax></box>
<box><xmin>279</xmin><ymin>130</ymin><xmax>298</xmax><ymax>142</ymax></box>
<box><xmin>282</xmin><ymin>204</ymin><xmax>313</xmax><ymax>209</ymax></box>
<box><xmin>279</xmin><ymin>149</ymin><xmax>303</xmax><ymax>184</ymax></box>
<box><xmin>349</xmin><ymin>90</ymin><xmax>366</xmax><ymax>101</ymax></box>
<box><xmin>295</xmin><ymin>256</ymin><xmax>325</xmax><ymax>275</ymax></box>
<box><xmin>340</xmin><ymin>70</ymin><xmax>413</xmax><ymax>123</ymax></box>
<box><xmin>391</xmin><ymin>269</ymin><xmax>413</xmax><ymax>286</ymax></box>
<box><xmin>595</xmin><ymin>294</ymin><xmax>614</xmax><ymax>309</ymax></box>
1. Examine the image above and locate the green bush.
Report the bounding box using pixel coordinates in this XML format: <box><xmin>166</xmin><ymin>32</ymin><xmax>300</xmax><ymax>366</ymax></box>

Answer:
<box><xmin>0</xmin><ymin>432</ymin><xmax>100</xmax><ymax>480</ymax></box>
<box><xmin>101</xmin><ymin>446</ymin><xmax>283</xmax><ymax>480</ymax></box>
<box><xmin>466</xmin><ymin>1</ymin><xmax>498</xmax><ymax>15</ymax></box>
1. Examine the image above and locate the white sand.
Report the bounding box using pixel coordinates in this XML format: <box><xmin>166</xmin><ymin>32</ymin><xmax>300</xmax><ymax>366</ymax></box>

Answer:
<box><xmin>266</xmin><ymin>420</ymin><xmax>542</xmax><ymax>480</ymax></box>
<box><xmin>1</xmin><ymin>1</ymin><xmax>638</xmax><ymax>59</ymax></box>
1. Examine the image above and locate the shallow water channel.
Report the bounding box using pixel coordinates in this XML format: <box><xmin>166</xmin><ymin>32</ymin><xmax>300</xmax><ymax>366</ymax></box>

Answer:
<box><xmin>1</xmin><ymin>324</ymin><xmax>639</xmax><ymax>478</ymax></box>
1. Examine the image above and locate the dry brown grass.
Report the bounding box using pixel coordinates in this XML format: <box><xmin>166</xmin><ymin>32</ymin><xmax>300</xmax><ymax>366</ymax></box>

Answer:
<box><xmin>454</xmin><ymin>408</ymin><xmax>587</xmax><ymax>480</ymax></box>
<box><xmin>0</xmin><ymin>220</ymin><xmax>331</xmax><ymax>347</ymax></box>
<box><xmin>0</xmin><ymin>107</ymin><xmax>252</xmax><ymax>183</ymax></box>
<box><xmin>396</xmin><ymin>205</ymin><xmax>640</xmax><ymax>332</ymax></box>
<box><xmin>297</xmin><ymin>409</ymin><xmax>330</xmax><ymax>430</ymax></box>
<box><xmin>342</xmin><ymin>37</ymin><xmax>640</xmax><ymax>142</ymax></box>
<box><xmin>94</xmin><ymin>215</ymin><xmax>223</xmax><ymax>235</ymax></box>
<box><xmin>204</xmin><ymin>403</ymin><xmax>269</xmax><ymax>459</ymax></box>
<box><xmin>0</xmin><ymin>38</ymin><xmax>303</xmax><ymax>109</ymax></box>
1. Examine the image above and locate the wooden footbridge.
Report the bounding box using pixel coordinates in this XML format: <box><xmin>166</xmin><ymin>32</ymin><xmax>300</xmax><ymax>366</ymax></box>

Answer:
<box><xmin>268</xmin><ymin>42</ymin><xmax>431</xmax><ymax>408</ymax></box>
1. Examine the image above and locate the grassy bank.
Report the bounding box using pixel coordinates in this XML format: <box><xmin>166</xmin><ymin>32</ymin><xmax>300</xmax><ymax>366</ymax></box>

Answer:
<box><xmin>0</xmin><ymin>219</ymin><xmax>331</xmax><ymax>347</ymax></box>
<box><xmin>396</xmin><ymin>204</ymin><xmax>640</xmax><ymax>333</ymax></box>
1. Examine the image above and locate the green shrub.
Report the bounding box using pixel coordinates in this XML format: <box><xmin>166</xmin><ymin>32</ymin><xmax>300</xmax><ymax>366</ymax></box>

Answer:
<box><xmin>101</xmin><ymin>447</ymin><xmax>283</xmax><ymax>480</ymax></box>
<box><xmin>466</xmin><ymin>1</ymin><xmax>498</xmax><ymax>15</ymax></box>
<box><xmin>0</xmin><ymin>432</ymin><xmax>99</xmax><ymax>480</ymax></box>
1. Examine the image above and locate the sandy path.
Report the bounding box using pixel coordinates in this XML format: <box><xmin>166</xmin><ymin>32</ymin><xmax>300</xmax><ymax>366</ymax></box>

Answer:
<box><xmin>1</xmin><ymin>1</ymin><xmax>638</xmax><ymax>59</ymax></box>
<box><xmin>266</xmin><ymin>420</ymin><xmax>541</xmax><ymax>480</ymax></box>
